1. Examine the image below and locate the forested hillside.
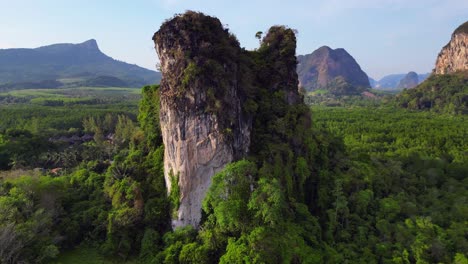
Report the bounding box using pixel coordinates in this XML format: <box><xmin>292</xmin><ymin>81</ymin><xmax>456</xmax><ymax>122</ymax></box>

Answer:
<box><xmin>397</xmin><ymin>71</ymin><xmax>468</xmax><ymax>114</ymax></box>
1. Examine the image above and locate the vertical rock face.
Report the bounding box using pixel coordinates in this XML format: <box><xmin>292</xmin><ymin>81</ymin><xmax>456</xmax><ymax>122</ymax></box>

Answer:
<box><xmin>435</xmin><ymin>21</ymin><xmax>468</xmax><ymax>75</ymax></box>
<box><xmin>153</xmin><ymin>12</ymin><xmax>251</xmax><ymax>227</ymax></box>
<box><xmin>153</xmin><ymin>11</ymin><xmax>301</xmax><ymax>228</ymax></box>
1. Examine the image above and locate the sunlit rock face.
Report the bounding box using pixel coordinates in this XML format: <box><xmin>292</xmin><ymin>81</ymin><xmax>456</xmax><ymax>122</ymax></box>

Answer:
<box><xmin>435</xmin><ymin>21</ymin><xmax>468</xmax><ymax>75</ymax></box>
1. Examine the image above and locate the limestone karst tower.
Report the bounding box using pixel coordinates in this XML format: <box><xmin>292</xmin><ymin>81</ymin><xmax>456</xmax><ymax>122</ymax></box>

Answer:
<box><xmin>153</xmin><ymin>12</ymin><xmax>251</xmax><ymax>227</ymax></box>
<box><xmin>153</xmin><ymin>11</ymin><xmax>301</xmax><ymax>227</ymax></box>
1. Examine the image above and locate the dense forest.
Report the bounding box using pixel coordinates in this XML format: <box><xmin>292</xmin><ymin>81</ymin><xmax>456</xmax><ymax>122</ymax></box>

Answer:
<box><xmin>0</xmin><ymin>83</ymin><xmax>467</xmax><ymax>263</ymax></box>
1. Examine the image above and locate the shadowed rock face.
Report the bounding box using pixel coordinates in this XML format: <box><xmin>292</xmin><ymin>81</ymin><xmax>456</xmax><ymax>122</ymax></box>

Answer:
<box><xmin>153</xmin><ymin>11</ymin><xmax>300</xmax><ymax>228</ymax></box>
<box><xmin>435</xmin><ymin>21</ymin><xmax>468</xmax><ymax>75</ymax></box>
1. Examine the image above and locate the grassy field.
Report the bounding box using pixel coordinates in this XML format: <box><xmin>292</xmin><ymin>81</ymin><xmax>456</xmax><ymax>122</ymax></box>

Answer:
<box><xmin>307</xmin><ymin>89</ymin><xmax>329</xmax><ymax>95</ymax></box>
<box><xmin>0</xmin><ymin>87</ymin><xmax>142</xmax><ymax>106</ymax></box>
<box><xmin>0</xmin><ymin>87</ymin><xmax>140</xmax><ymax>98</ymax></box>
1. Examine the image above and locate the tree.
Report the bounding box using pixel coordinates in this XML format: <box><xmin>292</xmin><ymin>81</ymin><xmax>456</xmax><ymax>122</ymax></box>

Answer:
<box><xmin>203</xmin><ymin>160</ymin><xmax>257</xmax><ymax>233</ymax></box>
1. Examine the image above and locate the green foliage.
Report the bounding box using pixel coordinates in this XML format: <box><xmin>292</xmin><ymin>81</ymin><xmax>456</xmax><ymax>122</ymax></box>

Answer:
<box><xmin>181</xmin><ymin>62</ymin><xmax>200</xmax><ymax>89</ymax></box>
<box><xmin>185</xmin><ymin>103</ymin><xmax>467</xmax><ymax>263</ymax></box>
<box><xmin>155</xmin><ymin>226</ymin><xmax>198</xmax><ymax>264</ymax></box>
<box><xmin>179</xmin><ymin>242</ymin><xmax>210</xmax><ymax>264</ymax></box>
<box><xmin>326</xmin><ymin>76</ymin><xmax>367</xmax><ymax>95</ymax></box>
<box><xmin>139</xmin><ymin>228</ymin><xmax>162</xmax><ymax>261</ymax></box>
<box><xmin>248</xmin><ymin>178</ymin><xmax>285</xmax><ymax>227</ymax></box>
<box><xmin>0</xmin><ymin>175</ymin><xmax>69</xmax><ymax>263</ymax></box>
<box><xmin>52</xmin><ymin>245</ymin><xmax>139</xmax><ymax>264</ymax></box>
<box><xmin>310</xmin><ymin>105</ymin><xmax>468</xmax><ymax>263</ymax></box>
<box><xmin>0</xmin><ymin>87</ymin><xmax>139</xmax><ymax>171</ymax></box>
<box><xmin>454</xmin><ymin>253</ymin><xmax>468</xmax><ymax>264</ymax></box>
<box><xmin>169</xmin><ymin>170</ymin><xmax>180</xmax><ymax>217</ymax></box>
<box><xmin>190</xmin><ymin>26</ymin><xmax>326</xmax><ymax>263</ymax></box>
<box><xmin>138</xmin><ymin>85</ymin><xmax>162</xmax><ymax>148</ymax></box>
<box><xmin>187</xmin><ymin>25</ymin><xmax>335</xmax><ymax>263</ymax></box>
<box><xmin>0</xmin><ymin>129</ymin><xmax>50</xmax><ymax>170</ymax></box>
<box><xmin>396</xmin><ymin>72</ymin><xmax>468</xmax><ymax>114</ymax></box>
<box><xmin>101</xmin><ymin>142</ymin><xmax>169</xmax><ymax>258</ymax></box>
<box><xmin>0</xmin><ymin>84</ymin><xmax>168</xmax><ymax>262</ymax></box>
<box><xmin>203</xmin><ymin>160</ymin><xmax>257</xmax><ymax>233</ymax></box>
<box><xmin>311</xmin><ymin>106</ymin><xmax>467</xmax><ymax>162</ymax></box>
<box><xmin>0</xmin><ymin>87</ymin><xmax>142</xmax><ymax>106</ymax></box>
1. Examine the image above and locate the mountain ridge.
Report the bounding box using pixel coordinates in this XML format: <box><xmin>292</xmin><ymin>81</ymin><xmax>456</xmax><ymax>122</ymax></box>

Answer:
<box><xmin>370</xmin><ymin>72</ymin><xmax>429</xmax><ymax>90</ymax></box>
<box><xmin>297</xmin><ymin>46</ymin><xmax>370</xmax><ymax>95</ymax></box>
<box><xmin>0</xmin><ymin>39</ymin><xmax>161</xmax><ymax>88</ymax></box>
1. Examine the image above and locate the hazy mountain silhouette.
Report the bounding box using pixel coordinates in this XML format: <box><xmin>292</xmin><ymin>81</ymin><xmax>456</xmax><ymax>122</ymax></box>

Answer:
<box><xmin>370</xmin><ymin>73</ymin><xmax>429</xmax><ymax>90</ymax></box>
<box><xmin>0</xmin><ymin>39</ymin><xmax>161</xmax><ymax>88</ymax></box>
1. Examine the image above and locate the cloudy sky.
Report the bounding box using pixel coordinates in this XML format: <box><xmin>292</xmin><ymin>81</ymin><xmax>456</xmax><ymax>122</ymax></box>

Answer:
<box><xmin>1</xmin><ymin>0</ymin><xmax>467</xmax><ymax>79</ymax></box>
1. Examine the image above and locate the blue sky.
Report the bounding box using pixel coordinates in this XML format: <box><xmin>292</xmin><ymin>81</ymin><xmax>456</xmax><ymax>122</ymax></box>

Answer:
<box><xmin>1</xmin><ymin>0</ymin><xmax>467</xmax><ymax>79</ymax></box>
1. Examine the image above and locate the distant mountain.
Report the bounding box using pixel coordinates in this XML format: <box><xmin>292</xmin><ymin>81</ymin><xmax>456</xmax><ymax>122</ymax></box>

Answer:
<box><xmin>397</xmin><ymin>71</ymin><xmax>419</xmax><ymax>89</ymax></box>
<box><xmin>371</xmin><ymin>72</ymin><xmax>430</xmax><ymax>90</ymax></box>
<box><xmin>373</xmin><ymin>74</ymin><xmax>405</xmax><ymax>89</ymax></box>
<box><xmin>297</xmin><ymin>46</ymin><xmax>370</xmax><ymax>95</ymax></box>
<box><xmin>0</xmin><ymin>39</ymin><xmax>161</xmax><ymax>88</ymax></box>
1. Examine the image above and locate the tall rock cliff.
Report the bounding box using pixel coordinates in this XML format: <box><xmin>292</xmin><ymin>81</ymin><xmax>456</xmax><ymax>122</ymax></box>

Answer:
<box><xmin>297</xmin><ymin>46</ymin><xmax>370</xmax><ymax>94</ymax></box>
<box><xmin>153</xmin><ymin>11</ymin><xmax>301</xmax><ymax>227</ymax></box>
<box><xmin>397</xmin><ymin>71</ymin><xmax>419</xmax><ymax>89</ymax></box>
<box><xmin>434</xmin><ymin>21</ymin><xmax>468</xmax><ymax>75</ymax></box>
